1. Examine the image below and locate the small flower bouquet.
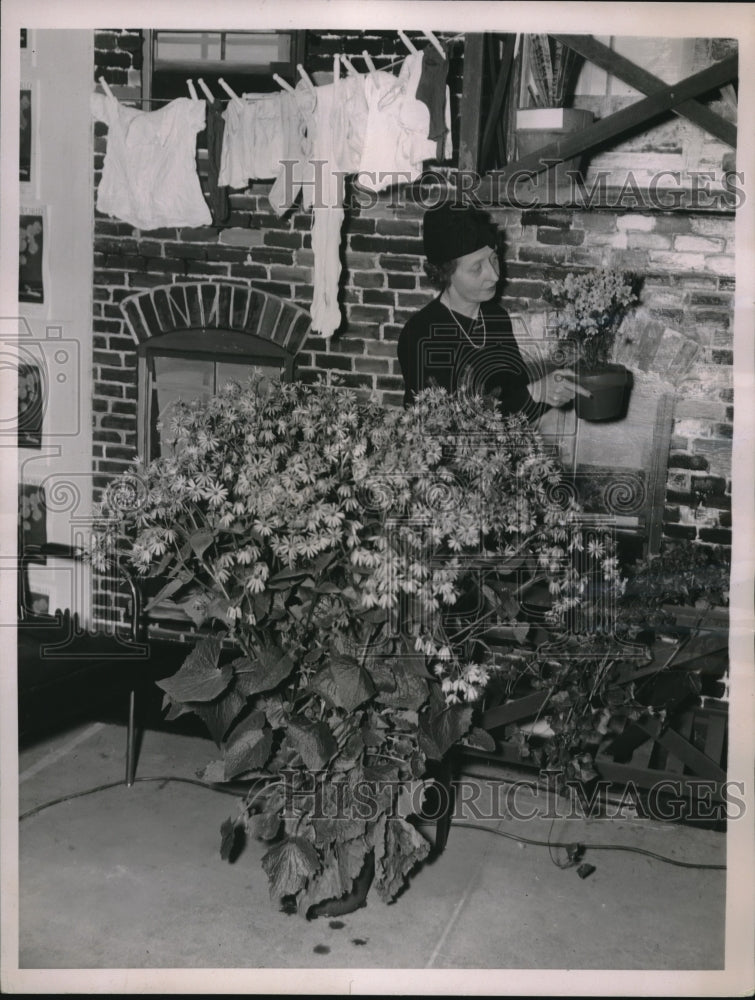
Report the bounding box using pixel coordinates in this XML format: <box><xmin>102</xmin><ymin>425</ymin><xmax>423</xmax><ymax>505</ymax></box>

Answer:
<box><xmin>544</xmin><ymin>268</ymin><xmax>640</xmax><ymax>420</ymax></box>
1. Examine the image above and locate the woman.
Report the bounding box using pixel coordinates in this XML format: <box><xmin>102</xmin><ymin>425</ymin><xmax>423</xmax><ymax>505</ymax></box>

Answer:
<box><xmin>397</xmin><ymin>202</ymin><xmax>587</xmax><ymax>417</ymax></box>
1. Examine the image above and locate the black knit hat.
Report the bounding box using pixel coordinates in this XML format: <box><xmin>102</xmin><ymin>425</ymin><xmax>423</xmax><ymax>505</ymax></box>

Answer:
<box><xmin>423</xmin><ymin>202</ymin><xmax>497</xmax><ymax>265</ymax></box>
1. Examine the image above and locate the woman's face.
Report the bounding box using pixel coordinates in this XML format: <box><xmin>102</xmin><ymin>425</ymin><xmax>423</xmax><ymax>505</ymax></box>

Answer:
<box><xmin>447</xmin><ymin>244</ymin><xmax>500</xmax><ymax>305</ymax></box>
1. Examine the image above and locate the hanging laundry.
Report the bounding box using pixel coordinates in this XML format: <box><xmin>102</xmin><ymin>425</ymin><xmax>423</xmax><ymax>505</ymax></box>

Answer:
<box><xmin>204</xmin><ymin>99</ymin><xmax>231</xmax><ymax>226</ymax></box>
<box><xmin>268</xmin><ymin>83</ymin><xmax>317</xmax><ymax>216</ymax></box>
<box><xmin>91</xmin><ymin>92</ymin><xmax>212</xmax><ymax>231</ymax></box>
<box><xmin>302</xmin><ymin>73</ymin><xmax>368</xmax><ymax>337</ymax></box>
<box><xmin>416</xmin><ymin>43</ymin><xmax>452</xmax><ymax>160</ymax></box>
<box><xmin>357</xmin><ymin>63</ymin><xmax>436</xmax><ymax>193</ymax></box>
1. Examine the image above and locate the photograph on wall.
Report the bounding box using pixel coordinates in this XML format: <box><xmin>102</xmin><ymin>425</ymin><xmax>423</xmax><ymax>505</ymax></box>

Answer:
<box><xmin>20</xmin><ymin>86</ymin><xmax>33</xmax><ymax>184</ymax></box>
<box><xmin>17</xmin><ymin>362</ymin><xmax>44</xmax><ymax>449</ymax></box>
<box><xmin>18</xmin><ymin>207</ymin><xmax>46</xmax><ymax>307</ymax></box>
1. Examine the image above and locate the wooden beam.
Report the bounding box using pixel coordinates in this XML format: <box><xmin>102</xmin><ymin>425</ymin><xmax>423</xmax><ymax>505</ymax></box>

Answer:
<box><xmin>635</xmin><ymin>716</ymin><xmax>727</xmax><ymax>781</ymax></box>
<box><xmin>498</xmin><ymin>54</ymin><xmax>738</xmax><ymax>181</ymax></box>
<box><xmin>458</xmin><ymin>34</ymin><xmax>486</xmax><ymax>171</ymax></box>
<box><xmin>553</xmin><ymin>34</ymin><xmax>737</xmax><ymax>148</ymax></box>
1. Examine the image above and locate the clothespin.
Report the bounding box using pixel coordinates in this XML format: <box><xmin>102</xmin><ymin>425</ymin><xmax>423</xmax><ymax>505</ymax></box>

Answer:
<box><xmin>362</xmin><ymin>50</ymin><xmax>377</xmax><ymax>73</ymax></box>
<box><xmin>218</xmin><ymin>77</ymin><xmax>242</xmax><ymax>105</ymax></box>
<box><xmin>423</xmin><ymin>31</ymin><xmax>445</xmax><ymax>57</ymax></box>
<box><xmin>197</xmin><ymin>77</ymin><xmax>215</xmax><ymax>102</ymax></box>
<box><xmin>296</xmin><ymin>64</ymin><xmax>315</xmax><ymax>91</ymax></box>
<box><xmin>187</xmin><ymin>79</ymin><xmax>198</xmax><ymax>101</ymax></box>
<box><xmin>98</xmin><ymin>76</ymin><xmax>114</xmax><ymax>99</ymax></box>
<box><xmin>397</xmin><ymin>30</ymin><xmax>418</xmax><ymax>54</ymax></box>
<box><xmin>272</xmin><ymin>73</ymin><xmax>295</xmax><ymax>94</ymax></box>
<box><xmin>341</xmin><ymin>54</ymin><xmax>359</xmax><ymax>77</ymax></box>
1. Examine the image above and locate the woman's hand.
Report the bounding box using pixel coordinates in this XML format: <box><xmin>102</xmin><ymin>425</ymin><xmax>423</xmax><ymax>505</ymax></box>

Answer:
<box><xmin>527</xmin><ymin>368</ymin><xmax>592</xmax><ymax>408</ymax></box>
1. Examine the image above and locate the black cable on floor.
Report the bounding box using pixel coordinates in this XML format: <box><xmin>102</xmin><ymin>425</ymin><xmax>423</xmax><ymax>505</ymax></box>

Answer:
<box><xmin>19</xmin><ymin>778</ymin><xmax>727</xmax><ymax>872</ymax></box>
<box><xmin>18</xmin><ymin>775</ymin><xmax>249</xmax><ymax>821</ymax></box>
<box><xmin>450</xmin><ymin>819</ymin><xmax>727</xmax><ymax>871</ymax></box>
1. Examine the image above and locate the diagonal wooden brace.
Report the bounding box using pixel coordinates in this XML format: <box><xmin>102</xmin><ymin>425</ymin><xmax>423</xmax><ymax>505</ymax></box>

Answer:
<box><xmin>500</xmin><ymin>53</ymin><xmax>738</xmax><ymax>180</ymax></box>
<box><xmin>553</xmin><ymin>34</ymin><xmax>737</xmax><ymax>148</ymax></box>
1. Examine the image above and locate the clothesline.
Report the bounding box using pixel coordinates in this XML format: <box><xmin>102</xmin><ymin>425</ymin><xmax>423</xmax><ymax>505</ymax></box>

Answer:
<box><xmin>99</xmin><ymin>33</ymin><xmax>465</xmax><ymax>106</ymax></box>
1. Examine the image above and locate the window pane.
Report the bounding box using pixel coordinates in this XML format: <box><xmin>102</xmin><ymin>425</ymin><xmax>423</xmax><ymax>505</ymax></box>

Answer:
<box><xmin>155</xmin><ymin>32</ymin><xmax>222</xmax><ymax>63</ymax></box>
<box><xmin>216</xmin><ymin>361</ymin><xmax>282</xmax><ymax>395</ymax></box>
<box><xmin>223</xmin><ymin>32</ymin><xmax>291</xmax><ymax>65</ymax></box>
<box><xmin>152</xmin><ymin>356</ymin><xmax>214</xmax><ymax>458</ymax></box>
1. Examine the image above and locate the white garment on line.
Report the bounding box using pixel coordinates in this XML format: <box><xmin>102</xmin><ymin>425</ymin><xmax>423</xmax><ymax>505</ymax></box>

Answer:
<box><xmin>303</xmin><ymin>74</ymin><xmax>368</xmax><ymax>338</ymax></box>
<box><xmin>91</xmin><ymin>93</ymin><xmax>211</xmax><ymax>231</ymax></box>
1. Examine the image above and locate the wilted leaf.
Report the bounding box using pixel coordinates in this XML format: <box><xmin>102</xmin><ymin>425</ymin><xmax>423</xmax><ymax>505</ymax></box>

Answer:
<box><xmin>395</xmin><ymin>780</ymin><xmax>431</xmax><ymax>819</ymax></box>
<box><xmin>418</xmin><ymin>703</ymin><xmax>473</xmax><ymax>760</ymax></box>
<box><xmin>377</xmin><ymin>670</ymin><xmax>428</xmax><ymax>711</ymax></box>
<box><xmin>299</xmin><ymin>847</ymin><xmax>349</xmax><ymax>913</ymax></box>
<box><xmin>250</xmin><ymin>809</ymin><xmax>281</xmax><ymax>841</ymax></box>
<box><xmin>310</xmin><ymin>654</ymin><xmax>375</xmax><ymax>712</ymax></box>
<box><xmin>335</xmin><ymin>835</ymin><xmax>370</xmax><ymax>885</ymax></box>
<box><xmin>373</xmin><ymin>817</ymin><xmax>430</xmax><ymax>902</ymax></box>
<box><xmin>232</xmin><ymin>648</ymin><xmax>295</xmax><ymax>699</ymax></box>
<box><xmin>224</xmin><ymin>714</ymin><xmax>273</xmax><ymax>780</ymax></box>
<box><xmin>219</xmin><ymin>817</ymin><xmax>240</xmax><ymax>861</ymax></box>
<box><xmin>261</xmin><ymin>837</ymin><xmax>320</xmax><ymax>900</ymax></box>
<box><xmin>156</xmin><ymin>638</ymin><xmax>231</xmax><ymax>703</ymax></box>
<box><xmin>252</xmin><ymin>589</ymin><xmax>272</xmax><ymax>621</ymax></box>
<box><xmin>286</xmin><ymin>718</ymin><xmax>337</xmax><ymax>770</ymax></box>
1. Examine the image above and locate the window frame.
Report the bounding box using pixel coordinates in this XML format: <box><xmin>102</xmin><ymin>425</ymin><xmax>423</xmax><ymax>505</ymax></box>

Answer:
<box><xmin>143</xmin><ymin>29</ymin><xmax>307</xmax><ymax>102</ymax></box>
<box><xmin>136</xmin><ymin>327</ymin><xmax>295</xmax><ymax>463</ymax></box>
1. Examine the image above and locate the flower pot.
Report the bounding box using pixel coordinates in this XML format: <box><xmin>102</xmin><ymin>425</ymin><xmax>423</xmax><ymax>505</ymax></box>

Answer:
<box><xmin>575</xmin><ymin>364</ymin><xmax>633</xmax><ymax>422</ymax></box>
<box><xmin>515</xmin><ymin>108</ymin><xmax>595</xmax><ymax>186</ymax></box>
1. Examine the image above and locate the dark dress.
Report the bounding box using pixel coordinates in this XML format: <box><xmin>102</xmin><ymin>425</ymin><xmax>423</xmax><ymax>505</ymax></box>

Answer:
<box><xmin>397</xmin><ymin>297</ymin><xmax>549</xmax><ymax>422</ymax></box>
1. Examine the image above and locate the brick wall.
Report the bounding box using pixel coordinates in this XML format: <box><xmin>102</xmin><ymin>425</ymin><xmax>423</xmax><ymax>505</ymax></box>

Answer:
<box><xmin>91</xmin><ymin>30</ymin><xmax>735</xmax><ymax>579</ymax></box>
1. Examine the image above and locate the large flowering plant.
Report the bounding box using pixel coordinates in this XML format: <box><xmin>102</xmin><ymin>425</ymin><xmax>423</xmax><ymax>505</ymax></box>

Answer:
<box><xmin>544</xmin><ymin>268</ymin><xmax>640</xmax><ymax>368</ymax></box>
<box><xmin>93</xmin><ymin>375</ymin><xmax>623</xmax><ymax>915</ymax></box>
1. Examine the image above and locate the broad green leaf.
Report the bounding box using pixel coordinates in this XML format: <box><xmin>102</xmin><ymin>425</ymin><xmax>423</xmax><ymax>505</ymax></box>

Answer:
<box><xmin>286</xmin><ymin>718</ymin><xmax>337</xmax><ymax>770</ymax></box>
<box><xmin>198</xmin><ymin>759</ymin><xmax>227</xmax><ymax>784</ymax></box>
<box><xmin>310</xmin><ymin>654</ymin><xmax>375</xmax><ymax>712</ymax></box>
<box><xmin>312</xmin><ymin>548</ymin><xmax>338</xmax><ymax>575</ymax></box>
<box><xmin>267</xmin><ymin>566</ymin><xmax>311</xmax><ymax>589</ymax></box>
<box><xmin>261</xmin><ymin>837</ymin><xmax>320</xmax><ymax>900</ymax></box>
<box><xmin>463</xmin><ymin>726</ymin><xmax>497</xmax><ymax>752</ymax></box>
<box><xmin>252</xmin><ymin>589</ymin><xmax>272</xmax><ymax>621</ymax></box>
<box><xmin>315</xmin><ymin>579</ymin><xmax>343</xmax><ymax>595</ymax></box>
<box><xmin>206</xmin><ymin>595</ymin><xmax>233</xmax><ymax>622</ymax></box>
<box><xmin>224</xmin><ymin>725</ymin><xmax>272</xmax><ymax>780</ymax></box>
<box><xmin>156</xmin><ymin>638</ymin><xmax>231</xmax><ymax>703</ymax></box>
<box><xmin>189</xmin><ymin>529</ymin><xmax>215</xmax><ymax>558</ymax></box>
<box><xmin>232</xmin><ymin>648</ymin><xmax>295</xmax><ymax>698</ymax></box>
<box><xmin>189</xmin><ymin>685</ymin><xmax>248</xmax><ymax>745</ymax></box>
<box><xmin>418</xmin><ymin>703</ymin><xmax>474</xmax><ymax>760</ymax></box>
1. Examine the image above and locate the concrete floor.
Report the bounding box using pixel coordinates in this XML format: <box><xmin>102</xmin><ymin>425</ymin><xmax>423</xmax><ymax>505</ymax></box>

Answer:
<box><xmin>9</xmin><ymin>715</ymin><xmax>738</xmax><ymax>990</ymax></box>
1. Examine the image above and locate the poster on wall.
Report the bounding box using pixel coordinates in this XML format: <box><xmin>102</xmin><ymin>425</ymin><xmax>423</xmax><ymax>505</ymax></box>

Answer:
<box><xmin>19</xmin><ymin>205</ymin><xmax>48</xmax><ymax>313</ymax></box>
<box><xmin>17</xmin><ymin>362</ymin><xmax>44</xmax><ymax>449</ymax></box>
<box><xmin>20</xmin><ymin>85</ymin><xmax>34</xmax><ymax>186</ymax></box>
